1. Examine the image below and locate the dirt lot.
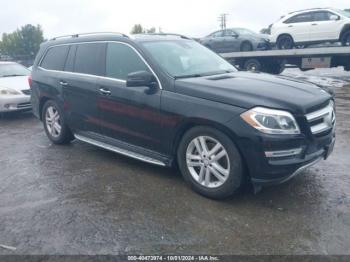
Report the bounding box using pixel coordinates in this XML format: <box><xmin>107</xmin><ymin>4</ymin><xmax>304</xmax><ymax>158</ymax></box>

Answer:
<box><xmin>0</xmin><ymin>70</ymin><xmax>349</xmax><ymax>255</ymax></box>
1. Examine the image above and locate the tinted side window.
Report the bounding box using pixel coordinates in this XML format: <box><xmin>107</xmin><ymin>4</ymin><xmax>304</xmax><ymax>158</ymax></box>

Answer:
<box><xmin>211</xmin><ymin>31</ymin><xmax>223</xmax><ymax>37</ymax></box>
<box><xmin>74</xmin><ymin>43</ymin><xmax>105</xmax><ymax>76</ymax></box>
<box><xmin>224</xmin><ymin>30</ymin><xmax>236</xmax><ymax>36</ymax></box>
<box><xmin>313</xmin><ymin>11</ymin><xmax>337</xmax><ymax>21</ymax></box>
<box><xmin>64</xmin><ymin>45</ymin><xmax>76</xmax><ymax>72</ymax></box>
<box><xmin>40</xmin><ymin>46</ymin><xmax>69</xmax><ymax>71</ymax></box>
<box><xmin>106</xmin><ymin>43</ymin><xmax>148</xmax><ymax>80</ymax></box>
<box><xmin>285</xmin><ymin>13</ymin><xmax>313</xmax><ymax>23</ymax></box>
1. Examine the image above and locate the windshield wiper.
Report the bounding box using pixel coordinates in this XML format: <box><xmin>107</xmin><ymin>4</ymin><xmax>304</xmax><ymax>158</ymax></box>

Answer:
<box><xmin>174</xmin><ymin>74</ymin><xmax>203</xmax><ymax>79</ymax></box>
<box><xmin>1</xmin><ymin>74</ymin><xmax>26</xmax><ymax>77</ymax></box>
<box><xmin>174</xmin><ymin>70</ymin><xmax>234</xmax><ymax>79</ymax></box>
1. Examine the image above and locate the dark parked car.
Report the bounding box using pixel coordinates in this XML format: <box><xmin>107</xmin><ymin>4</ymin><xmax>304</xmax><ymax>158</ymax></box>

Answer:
<box><xmin>199</xmin><ymin>28</ymin><xmax>270</xmax><ymax>53</ymax></box>
<box><xmin>30</xmin><ymin>33</ymin><xmax>335</xmax><ymax>199</ymax></box>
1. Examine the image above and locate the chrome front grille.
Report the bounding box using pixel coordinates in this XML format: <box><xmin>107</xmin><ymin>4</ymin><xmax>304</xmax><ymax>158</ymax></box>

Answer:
<box><xmin>306</xmin><ymin>101</ymin><xmax>335</xmax><ymax>135</ymax></box>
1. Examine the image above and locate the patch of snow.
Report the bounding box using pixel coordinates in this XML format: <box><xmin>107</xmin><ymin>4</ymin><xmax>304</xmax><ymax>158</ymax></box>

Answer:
<box><xmin>282</xmin><ymin>67</ymin><xmax>350</xmax><ymax>88</ymax></box>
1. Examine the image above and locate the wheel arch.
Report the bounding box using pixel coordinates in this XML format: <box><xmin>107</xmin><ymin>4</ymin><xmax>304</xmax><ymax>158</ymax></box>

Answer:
<box><xmin>277</xmin><ymin>33</ymin><xmax>294</xmax><ymax>42</ymax></box>
<box><xmin>240</xmin><ymin>40</ymin><xmax>253</xmax><ymax>50</ymax></box>
<box><xmin>39</xmin><ymin>96</ymin><xmax>51</xmax><ymax>121</ymax></box>
<box><xmin>171</xmin><ymin>118</ymin><xmax>249</xmax><ymax>176</ymax></box>
<box><xmin>340</xmin><ymin>24</ymin><xmax>350</xmax><ymax>40</ymax></box>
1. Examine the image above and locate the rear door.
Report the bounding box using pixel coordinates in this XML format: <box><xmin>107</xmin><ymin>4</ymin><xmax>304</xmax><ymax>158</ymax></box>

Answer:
<box><xmin>61</xmin><ymin>42</ymin><xmax>105</xmax><ymax>135</ymax></box>
<box><xmin>208</xmin><ymin>31</ymin><xmax>225</xmax><ymax>52</ymax></box>
<box><xmin>222</xmin><ymin>29</ymin><xmax>240</xmax><ymax>52</ymax></box>
<box><xmin>309</xmin><ymin>11</ymin><xmax>342</xmax><ymax>41</ymax></box>
<box><xmin>96</xmin><ymin>42</ymin><xmax>163</xmax><ymax>152</ymax></box>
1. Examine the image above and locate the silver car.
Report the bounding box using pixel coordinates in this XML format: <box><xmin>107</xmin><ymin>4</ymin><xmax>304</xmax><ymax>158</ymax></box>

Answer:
<box><xmin>0</xmin><ymin>62</ymin><xmax>31</xmax><ymax>113</ymax></box>
<box><xmin>199</xmin><ymin>28</ymin><xmax>270</xmax><ymax>53</ymax></box>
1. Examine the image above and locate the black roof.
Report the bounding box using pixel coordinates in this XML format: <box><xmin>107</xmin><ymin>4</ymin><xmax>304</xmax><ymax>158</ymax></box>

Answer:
<box><xmin>42</xmin><ymin>32</ymin><xmax>192</xmax><ymax>48</ymax></box>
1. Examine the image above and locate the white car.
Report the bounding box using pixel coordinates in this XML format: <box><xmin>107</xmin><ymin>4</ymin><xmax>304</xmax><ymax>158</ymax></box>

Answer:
<box><xmin>270</xmin><ymin>8</ymin><xmax>350</xmax><ymax>49</ymax></box>
<box><xmin>0</xmin><ymin>62</ymin><xmax>31</xmax><ymax>113</ymax></box>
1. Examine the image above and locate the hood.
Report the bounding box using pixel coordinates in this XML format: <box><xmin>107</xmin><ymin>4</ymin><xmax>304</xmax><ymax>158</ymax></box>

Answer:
<box><xmin>0</xmin><ymin>76</ymin><xmax>30</xmax><ymax>91</ymax></box>
<box><xmin>174</xmin><ymin>71</ymin><xmax>331</xmax><ymax>115</ymax></box>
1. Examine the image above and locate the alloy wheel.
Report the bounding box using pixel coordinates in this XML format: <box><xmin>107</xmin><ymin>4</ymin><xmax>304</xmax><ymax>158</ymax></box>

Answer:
<box><xmin>45</xmin><ymin>106</ymin><xmax>62</xmax><ymax>138</ymax></box>
<box><xmin>186</xmin><ymin>136</ymin><xmax>230</xmax><ymax>188</ymax></box>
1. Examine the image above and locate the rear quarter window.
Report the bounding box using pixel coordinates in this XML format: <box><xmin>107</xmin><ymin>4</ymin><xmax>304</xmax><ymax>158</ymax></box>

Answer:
<box><xmin>40</xmin><ymin>45</ymin><xmax>69</xmax><ymax>71</ymax></box>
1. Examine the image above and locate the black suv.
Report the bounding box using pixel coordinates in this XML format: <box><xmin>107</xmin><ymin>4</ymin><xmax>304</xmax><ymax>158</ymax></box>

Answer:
<box><xmin>30</xmin><ymin>33</ymin><xmax>336</xmax><ymax>199</ymax></box>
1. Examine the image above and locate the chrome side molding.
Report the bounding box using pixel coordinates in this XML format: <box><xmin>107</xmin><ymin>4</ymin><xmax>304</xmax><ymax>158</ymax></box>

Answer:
<box><xmin>74</xmin><ymin>134</ymin><xmax>166</xmax><ymax>166</ymax></box>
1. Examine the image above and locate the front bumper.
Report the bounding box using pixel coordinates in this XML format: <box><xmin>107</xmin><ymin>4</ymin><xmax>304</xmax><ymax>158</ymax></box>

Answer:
<box><xmin>228</xmin><ymin>116</ymin><xmax>336</xmax><ymax>186</ymax></box>
<box><xmin>0</xmin><ymin>95</ymin><xmax>31</xmax><ymax>112</ymax></box>
<box><xmin>256</xmin><ymin>41</ymin><xmax>271</xmax><ymax>50</ymax></box>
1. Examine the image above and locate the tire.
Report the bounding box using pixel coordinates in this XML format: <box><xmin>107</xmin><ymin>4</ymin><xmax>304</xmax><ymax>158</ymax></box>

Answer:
<box><xmin>177</xmin><ymin>126</ymin><xmax>243</xmax><ymax>199</ymax></box>
<box><xmin>243</xmin><ymin>58</ymin><xmax>262</xmax><ymax>72</ymax></box>
<box><xmin>277</xmin><ymin>35</ymin><xmax>294</xmax><ymax>49</ymax></box>
<box><xmin>240</xmin><ymin>42</ymin><xmax>253</xmax><ymax>52</ymax></box>
<box><xmin>264</xmin><ymin>62</ymin><xmax>285</xmax><ymax>75</ymax></box>
<box><xmin>341</xmin><ymin>31</ymin><xmax>350</xmax><ymax>46</ymax></box>
<box><xmin>42</xmin><ymin>100</ymin><xmax>74</xmax><ymax>144</ymax></box>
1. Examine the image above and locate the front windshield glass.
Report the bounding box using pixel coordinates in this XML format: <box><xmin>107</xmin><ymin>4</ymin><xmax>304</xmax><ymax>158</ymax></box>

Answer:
<box><xmin>141</xmin><ymin>40</ymin><xmax>237</xmax><ymax>78</ymax></box>
<box><xmin>0</xmin><ymin>63</ymin><xmax>30</xmax><ymax>77</ymax></box>
<box><xmin>337</xmin><ymin>9</ymin><xmax>350</xmax><ymax>18</ymax></box>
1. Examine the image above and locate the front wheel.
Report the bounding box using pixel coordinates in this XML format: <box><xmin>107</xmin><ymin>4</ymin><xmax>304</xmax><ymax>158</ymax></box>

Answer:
<box><xmin>177</xmin><ymin>126</ymin><xmax>243</xmax><ymax>199</ymax></box>
<box><xmin>42</xmin><ymin>100</ymin><xmax>74</xmax><ymax>144</ymax></box>
<box><xmin>277</xmin><ymin>35</ymin><xmax>294</xmax><ymax>49</ymax></box>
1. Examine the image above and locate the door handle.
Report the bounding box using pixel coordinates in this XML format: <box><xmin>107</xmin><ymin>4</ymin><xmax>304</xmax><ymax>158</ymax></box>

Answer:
<box><xmin>59</xmin><ymin>80</ymin><xmax>68</xmax><ymax>86</ymax></box>
<box><xmin>288</xmin><ymin>25</ymin><xmax>293</xmax><ymax>27</ymax></box>
<box><xmin>99</xmin><ymin>88</ymin><xmax>111</xmax><ymax>95</ymax></box>
<box><xmin>311</xmin><ymin>23</ymin><xmax>318</xmax><ymax>26</ymax></box>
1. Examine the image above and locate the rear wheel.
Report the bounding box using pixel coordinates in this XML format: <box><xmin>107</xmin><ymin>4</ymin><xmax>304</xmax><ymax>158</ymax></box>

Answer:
<box><xmin>277</xmin><ymin>35</ymin><xmax>294</xmax><ymax>49</ymax></box>
<box><xmin>177</xmin><ymin>126</ymin><xmax>243</xmax><ymax>199</ymax></box>
<box><xmin>42</xmin><ymin>100</ymin><xmax>74</xmax><ymax>144</ymax></box>
<box><xmin>341</xmin><ymin>31</ymin><xmax>350</xmax><ymax>46</ymax></box>
<box><xmin>240</xmin><ymin>42</ymin><xmax>253</xmax><ymax>52</ymax></box>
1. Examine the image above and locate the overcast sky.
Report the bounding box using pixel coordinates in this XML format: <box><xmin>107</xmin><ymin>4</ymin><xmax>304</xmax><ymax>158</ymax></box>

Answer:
<box><xmin>0</xmin><ymin>0</ymin><xmax>349</xmax><ymax>38</ymax></box>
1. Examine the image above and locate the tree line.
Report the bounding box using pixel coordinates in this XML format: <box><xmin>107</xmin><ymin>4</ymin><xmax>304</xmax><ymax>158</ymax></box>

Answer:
<box><xmin>0</xmin><ymin>23</ymin><xmax>160</xmax><ymax>60</ymax></box>
<box><xmin>0</xmin><ymin>24</ymin><xmax>44</xmax><ymax>59</ymax></box>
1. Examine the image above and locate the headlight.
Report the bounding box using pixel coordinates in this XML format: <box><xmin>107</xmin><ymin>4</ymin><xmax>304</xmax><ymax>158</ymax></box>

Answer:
<box><xmin>0</xmin><ymin>87</ymin><xmax>21</xmax><ymax>95</ymax></box>
<box><xmin>241</xmin><ymin>107</ymin><xmax>300</xmax><ymax>135</ymax></box>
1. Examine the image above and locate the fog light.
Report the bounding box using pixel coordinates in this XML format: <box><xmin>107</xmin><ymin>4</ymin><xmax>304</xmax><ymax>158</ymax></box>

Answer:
<box><xmin>265</xmin><ymin>148</ymin><xmax>303</xmax><ymax>158</ymax></box>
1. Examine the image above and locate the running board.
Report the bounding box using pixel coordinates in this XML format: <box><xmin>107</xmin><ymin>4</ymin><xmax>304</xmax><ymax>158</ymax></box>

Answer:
<box><xmin>74</xmin><ymin>134</ymin><xmax>166</xmax><ymax>166</ymax></box>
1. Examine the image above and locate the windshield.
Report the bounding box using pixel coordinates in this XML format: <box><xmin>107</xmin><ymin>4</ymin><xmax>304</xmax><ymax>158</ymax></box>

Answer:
<box><xmin>234</xmin><ymin>28</ymin><xmax>256</xmax><ymax>35</ymax></box>
<box><xmin>0</xmin><ymin>63</ymin><xmax>30</xmax><ymax>77</ymax></box>
<box><xmin>140</xmin><ymin>40</ymin><xmax>237</xmax><ymax>78</ymax></box>
<box><xmin>337</xmin><ymin>9</ymin><xmax>350</xmax><ymax>18</ymax></box>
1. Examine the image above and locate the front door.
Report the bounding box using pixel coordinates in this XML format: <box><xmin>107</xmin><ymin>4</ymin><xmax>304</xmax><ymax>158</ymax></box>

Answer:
<box><xmin>97</xmin><ymin>42</ymin><xmax>163</xmax><ymax>152</ymax></box>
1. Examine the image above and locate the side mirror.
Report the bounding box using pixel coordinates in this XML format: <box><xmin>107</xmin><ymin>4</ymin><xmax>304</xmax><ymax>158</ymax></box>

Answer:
<box><xmin>126</xmin><ymin>71</ymin><xmax>157</xmax><ymax>88</ymax></box>
<box><xmin>330</xmin><ymin>15</ymin><xmax>339</xmax><ymax>21</ymax></box>
<box><xmin>232</xmin><ymin>33</ymin><xmax>239</xmax><ymax>38</ymax></box>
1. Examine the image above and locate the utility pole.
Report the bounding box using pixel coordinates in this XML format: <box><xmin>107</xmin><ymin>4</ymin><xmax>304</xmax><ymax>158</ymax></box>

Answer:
<box><xmin>218</xmin><ymin>14</ymin><xmax>228</xmax><ymax>30</ymax></box>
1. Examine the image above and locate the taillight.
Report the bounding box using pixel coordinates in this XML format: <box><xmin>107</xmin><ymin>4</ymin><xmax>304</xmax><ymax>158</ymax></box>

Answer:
<box><xmin>28</xmin><ymin>75</ymin><xmax>33</xmax><ymax>88</ymax></box>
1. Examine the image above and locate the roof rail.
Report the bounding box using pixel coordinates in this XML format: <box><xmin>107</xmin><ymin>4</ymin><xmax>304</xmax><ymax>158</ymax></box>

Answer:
<box><xmin>288</xmin><ymin>7</ymin><xmax>328</xmax><ymax>14</ymax></box>
<box><xmin>134</xmin><ymin>33</ymin><xmax>191</xmax><ymax>40</ymax></box>
<box><xmin>49</xmin><ymin>32</ymin><xmax>129</xmax><ymax>41</ymax></box>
